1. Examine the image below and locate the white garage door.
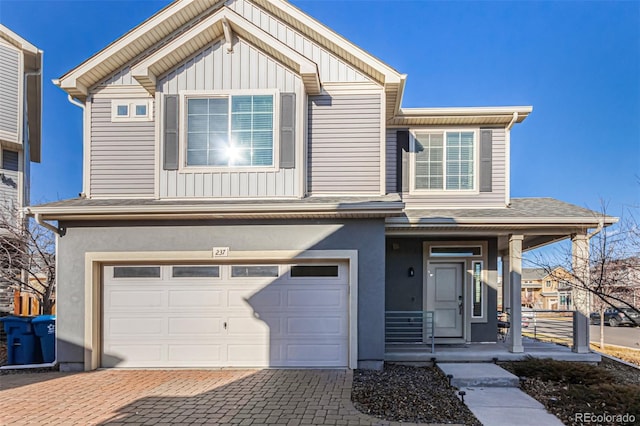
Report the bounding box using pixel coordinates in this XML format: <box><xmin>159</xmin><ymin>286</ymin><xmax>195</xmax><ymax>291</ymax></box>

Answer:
<box><xmin>102</xmin><ymin>263</ymin><xmax>349</xmax><ymax>368</ymax></box>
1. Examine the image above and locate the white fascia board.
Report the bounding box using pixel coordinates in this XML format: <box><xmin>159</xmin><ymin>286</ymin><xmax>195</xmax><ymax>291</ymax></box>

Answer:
<box><xmin>132</xmin><ymin>8</ymin><xmax>321</xmax><ymax>95</ymax></box>
<box><xmin>399</xmin><ymin>106</ymin><xmax>533</xmax><ymax>117</ymax></box>
<box><xmin>56</xmin><ymin>0</ymin><xmax>208</xmax><ymax>93</ymax></box>
<box><xmin>386</xmin><ymin>216</ymin><xmax>617</xmax><ymax>226</ymax></box>
<box><xmin>27</xmin><ymin>201</ymin><xmax>404</xmax><ymax>218</ymax></box>
<box><xmin>258</xmin><ymin>0</ymin><xmax>403</xmax><ymax>84</ymax></box>
<box><xmin>0</xmin><ymin>24</ymin><xmax>39</xmax><ymax>55</ymax></box>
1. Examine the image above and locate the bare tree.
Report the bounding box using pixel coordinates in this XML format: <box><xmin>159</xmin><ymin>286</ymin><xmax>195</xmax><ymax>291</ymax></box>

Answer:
<box><xmin>527</xmin><ymin>204</ymin><xmax>640</xmax><ymax>349</ymax></box>
<box><xmin>0</xmin><ymin>208</ymin><xmax>55</xmax><ymax>315</ymax></box>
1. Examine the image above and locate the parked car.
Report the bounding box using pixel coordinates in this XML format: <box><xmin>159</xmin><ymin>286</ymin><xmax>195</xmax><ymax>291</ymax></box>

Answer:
<box><xmin>590</xmin><ymin>307</ymin><xmax>640</xmax><ymax>327</ymax></box>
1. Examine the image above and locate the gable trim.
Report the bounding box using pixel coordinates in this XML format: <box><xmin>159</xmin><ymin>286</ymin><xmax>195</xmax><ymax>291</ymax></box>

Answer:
<box><xmin>131</xmin><ymin>7</ymin><xmax>321</xmax><ymax>96</ymax></box>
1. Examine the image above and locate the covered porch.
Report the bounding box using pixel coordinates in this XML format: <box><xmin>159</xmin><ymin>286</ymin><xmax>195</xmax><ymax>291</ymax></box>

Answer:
<box><xmin>385</xmin><ymin>337</ymin><xmax>601</xmax><ymax>363</ymax></box>
<box><xmin>384</xmin><ymin>198</ymin><xmax>617</xmax><ymax>361</ymax></box>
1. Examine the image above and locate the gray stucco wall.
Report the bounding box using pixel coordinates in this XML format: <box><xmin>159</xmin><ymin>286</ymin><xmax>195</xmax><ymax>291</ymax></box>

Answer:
<box><xmin>57</xmin><ymin>219</ymin><xmax>386</xmax><ymax>370</ymax></box>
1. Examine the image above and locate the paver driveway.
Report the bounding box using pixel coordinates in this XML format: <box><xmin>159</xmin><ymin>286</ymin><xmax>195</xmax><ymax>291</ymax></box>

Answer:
<box><xmin>0</xmin><ymin>369</ymin><xmax>415</xmax><ymax>425</ymax></box>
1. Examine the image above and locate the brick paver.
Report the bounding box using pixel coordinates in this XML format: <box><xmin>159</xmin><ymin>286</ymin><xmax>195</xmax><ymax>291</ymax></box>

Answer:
<box><xmin>0</xmin><ymin>369</ymin><xmax>428</xmax><ymax>425</ymax></box>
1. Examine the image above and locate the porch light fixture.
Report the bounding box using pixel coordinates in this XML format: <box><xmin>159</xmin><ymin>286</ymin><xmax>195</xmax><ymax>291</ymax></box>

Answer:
<box><xmin>408</xmin><ymin>267</ymin><xmax>415</xmax><ymax>277</ymax></box>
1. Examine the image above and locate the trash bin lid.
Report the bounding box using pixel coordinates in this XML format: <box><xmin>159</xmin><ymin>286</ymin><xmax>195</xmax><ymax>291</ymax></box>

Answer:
<box><xmin>0</xmin><ymin>316</ymin><xmax>34</xmax><ymax>323</ymax></box>
<box><xmin>32</xmin><ymin>315</ymin><xmax>56</xmax><ymax>323</ymax></box>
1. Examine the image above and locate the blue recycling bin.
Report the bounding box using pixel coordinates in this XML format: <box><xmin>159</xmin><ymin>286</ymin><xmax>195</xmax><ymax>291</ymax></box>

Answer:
<box><xmin>0</xmin><ymin>316</ymin><xmax>37</xmax><ymax>365</ymax></box>
<box><xmin>32</xmin><ymin>315</ymin><xmax>56</xmax><ymax>363</ymax></box>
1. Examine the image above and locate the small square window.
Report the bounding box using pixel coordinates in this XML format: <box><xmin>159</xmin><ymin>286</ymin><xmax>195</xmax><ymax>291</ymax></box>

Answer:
<box><xmin>135</xmin><ymin>104</ymin><xmax>147</xmax><ymax>117</ymax></box>
<box><xmin>116</xmin><ymin>105</ymin><xmax>129</xmax><ymax>117</ymax></box>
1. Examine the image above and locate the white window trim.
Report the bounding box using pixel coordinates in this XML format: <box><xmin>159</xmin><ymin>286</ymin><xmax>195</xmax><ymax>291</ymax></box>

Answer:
<box><xmin>178</xmin><ymin>89</ymin><xmax>280</xmax><ymax>173</ymax></box>
<box><xmin>111</xmin><ymin>99</ymin><xmax>153</xmax><ymax>122</ymax></box>
<box><xmin>408</xmin><ymin>128</ymin><xmax>480</xmax><ymax>195</ymax></box>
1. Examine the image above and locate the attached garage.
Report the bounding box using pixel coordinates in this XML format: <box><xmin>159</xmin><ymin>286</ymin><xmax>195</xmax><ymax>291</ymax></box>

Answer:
<box><xmin>102</xmin><ymin>262</ymin><xmax>349</xmax><ymax>368</ymax></box>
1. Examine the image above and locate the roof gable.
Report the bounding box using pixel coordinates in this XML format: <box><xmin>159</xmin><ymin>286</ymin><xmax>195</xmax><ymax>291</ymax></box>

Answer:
<box><xmin>132</xmin><ymin>7</ymin><xmax>320</xmax><ymax>95</ymax></box>
<box><xmin>55</xmin><ymin>0</ymin><xmax>402</xmax><ymax>104</ymax></box>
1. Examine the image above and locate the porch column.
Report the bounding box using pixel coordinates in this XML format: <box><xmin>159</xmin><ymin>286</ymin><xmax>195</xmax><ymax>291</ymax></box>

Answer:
<box><xmin>501</xmin><ymin>253</ymin><xmax>511</xmax><ymax>312</ymax></box>
<box><xmin>572</xmin><ymin>233</ymin><xmax>590</xmax><ymax>353</ymax></box>
<box><xmin>508</xmin><ymin>235</ymin><xmax>524</xmax><ymax>353</ymax></box>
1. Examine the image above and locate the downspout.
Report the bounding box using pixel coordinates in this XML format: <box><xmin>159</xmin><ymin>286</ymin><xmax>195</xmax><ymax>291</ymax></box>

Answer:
<box><xmin>66</xmin><ymin>95</ymin><xmax>88</xmax><ymax>197</ymax></box>
<box><xmin>505</xmin><ymin>112</ymin><xmax>518</xmax><ymax>206</ymax></box>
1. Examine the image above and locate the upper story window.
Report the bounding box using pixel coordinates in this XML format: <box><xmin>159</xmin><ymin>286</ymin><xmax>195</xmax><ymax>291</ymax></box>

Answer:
<box><xmin>1</xmin><ymin>149</ymin><xmax>19</xmax><ymax>171</ymax></box>
<box><xmin>185</xmin><ymin>94</ymin><xmax>274</xmax><ymax>168</ymax></box>
<box><xmin>111</xmin><ymin>99</ymin><xmax>152</xmax><ymax>122</ymax></box>
<box><xmin>412</xmin><ymin>131</ymin><xmax>476</xmax><ymax>191</ymax></box>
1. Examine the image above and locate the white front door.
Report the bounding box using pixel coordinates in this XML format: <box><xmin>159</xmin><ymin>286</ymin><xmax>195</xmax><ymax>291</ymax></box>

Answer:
<box><xmin>425</xmin><ymin>262</ymin><xmax>464</xmax><ymax>338</ymax></box>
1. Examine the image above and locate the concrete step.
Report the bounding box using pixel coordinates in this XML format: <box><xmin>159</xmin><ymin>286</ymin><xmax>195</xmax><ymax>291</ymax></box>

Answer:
<box><xmin>437</xmin><ymin>362</ymin><xmax>520</xmax><ymax>388</ymax></box>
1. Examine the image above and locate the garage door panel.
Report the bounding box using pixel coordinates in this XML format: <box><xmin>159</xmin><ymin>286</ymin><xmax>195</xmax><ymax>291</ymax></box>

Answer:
<box><xmin>285</xmin><ymin>343</ymin><xmax>346</xmax><ymax>363</ymax></box>
<box><xmin>108</xmin><ymin>290</ymin><xmax>163</xmax><ymax>308</ymax></box>
<box><xmin>227</xmin><ymin>344</ymin><xmax>269</xmax><ymax>365</ymax></box>
<box><xmin>168</xmin><ymin>290</ymin><xmax>223</xmax><ymax>307</ymax></box>
<box><xmin>226</xmin><ymin>316</ymin><xmax>270</xmax><ymax>335</ymax></box>
<box><xmin>239</xmin><ymin>289</ymin><xmax>282</xmax><ymax>309</ymax></box>
<box><xmin>108</xmin><ymin>344</ymin><xmax>163</xmax><ymax>364</ymax></box>
<box><xmin>168</xmin><ymin>317</ymin><xmax>222</xmax><ymax>335</ymax></box>
<box><xmin>287</xmin><ymin>289</ymin><xmax>344</xmax><ymax>308</ymax></box>
<box><xmin>168</xmin><ymin>344</ymin><xmax>222</xmax><ymax>363</ymax></box>
<box><xmin>286</xmin><ymin>317</ymin><xmax>344</xmax><ymax>335</ymax></box>
<box><xmin>108</xmin><ymin>317</ymin><xmax>164</xmax><ymax>335</ymax></box>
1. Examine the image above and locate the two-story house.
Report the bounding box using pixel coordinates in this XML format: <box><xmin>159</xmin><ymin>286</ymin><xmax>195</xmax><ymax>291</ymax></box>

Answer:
<box><xmin>29</xmin><ymin>0</ymin><xmax>615</xmax><ymax>372</ymax></box>
<box><xmin>521</xmin><ymin>267</ymin><xmax>573</xmax><ymax>310</ymax></box>
<box><xmin>0</xmin><ymin>25</ymin><xmax>42</xmax><ymax>315</ymax></box>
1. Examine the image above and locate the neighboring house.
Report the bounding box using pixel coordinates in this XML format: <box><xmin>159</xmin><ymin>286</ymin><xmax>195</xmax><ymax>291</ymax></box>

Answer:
<box><xmin>521</xmin><ymin>267</ymin><xmax>573</xmax><ymax>310</ymax></box>
<box><xmin>0</xmin><ymin>25</ymin><xmax>42</xmax><ymax>315</ymax></box>
<box><xmin>29</xmin><ymin>0</ymin><xmax>615</xmax><ymax>372</ymax></box>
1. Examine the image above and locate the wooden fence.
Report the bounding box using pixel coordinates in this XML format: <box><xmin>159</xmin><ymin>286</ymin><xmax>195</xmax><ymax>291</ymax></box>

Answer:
<box><xmin>13</xmin><ymin>290</ymin><xmax>55</xmax><ymax>316</ymax></box>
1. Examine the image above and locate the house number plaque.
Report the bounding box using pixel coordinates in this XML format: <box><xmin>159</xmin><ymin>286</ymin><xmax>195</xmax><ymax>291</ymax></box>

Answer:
<box><xmin>213</xmin><ymin>247</ymin><xmax>230</xmax><ymax>257</ymax></box>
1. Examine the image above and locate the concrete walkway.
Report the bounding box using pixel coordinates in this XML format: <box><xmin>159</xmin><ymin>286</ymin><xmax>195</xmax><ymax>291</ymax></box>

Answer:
<box><xmin>438</xmin><ymin>363</ymin><xmax>564</xmax><ymax>426</ymax></box>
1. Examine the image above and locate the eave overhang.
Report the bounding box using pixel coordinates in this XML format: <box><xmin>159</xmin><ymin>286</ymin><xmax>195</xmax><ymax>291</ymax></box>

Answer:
<box><xmin>131</xmin><ymin>7</ymin><xmax>321</xmax><ymax>96</ymax></box>
<box><xmin>388</xmin><ymin>106</ymin><xmax>533</xmax><ymax>127</ymax></box>
<box><xmin>26</xmin><ymin>199</ymin><xmax>404</xmax><ymax>222</ymax></box>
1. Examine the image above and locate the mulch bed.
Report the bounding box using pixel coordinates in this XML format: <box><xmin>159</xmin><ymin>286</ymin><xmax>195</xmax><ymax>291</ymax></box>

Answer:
<box><xmin>351</xmin><ymin>363</ymin><xmax>481</xmax><ymax>425</ymax></box>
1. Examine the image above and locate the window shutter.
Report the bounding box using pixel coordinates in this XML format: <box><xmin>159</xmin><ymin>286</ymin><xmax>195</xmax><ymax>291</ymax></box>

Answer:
<box><xmin>2</xmin><ymin>150</ymin><xmax>19</xmax><ymax>171</ymax></box>
<box><xmin>396</xmin><ymin>130</ymin><xmax>410</xmax><ymax>193</ymax></box>
<box><xmin>479</xmin><ymin>129</ymin><xmax>493</xmax><ymax>192</ymax></box>
<box><xmin>280</xmin><ymin>93</ymin><xmax>296</xmax><ymax>169</ymax></box>
<box><xmin>163</xmin><ymin>95</ymin><xmax>179</xmax><ymax>171</ymax></box>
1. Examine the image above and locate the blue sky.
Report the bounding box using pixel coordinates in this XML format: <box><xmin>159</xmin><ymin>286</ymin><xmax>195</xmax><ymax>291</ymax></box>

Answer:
<box><xmin>1</xmin><ymin>0</ymin><xmax>638</xmax><ymax>219</ymax></box>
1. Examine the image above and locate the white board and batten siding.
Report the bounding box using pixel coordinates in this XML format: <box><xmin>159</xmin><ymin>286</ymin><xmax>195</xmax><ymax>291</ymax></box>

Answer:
<box><xmin>90</xmin><ymin>97</ymin><xmax>156</xmax><ymax>197</ymax></box>
<box><xmin>308</xmin><ymin>89</ymin><xmax>382</xmax><ymax>194</ymax></box>
<box><xmin>158</xmin><ymin>38</ymin><xmax>302</xmax><ymax>198</ymax></box>
<box><xmin>228</xmin><ymin>0</ymin><xmax>371</xmax><ymax>84</ymax></box>
<box><xmin>0</xmin><ymin>41</ymin><xmax>21</xmax><ymax>144</ymax></box>
<box><xmin>387</xmin><ymin>127</ymin><xmax>508</xmax><ymax>207</ymax></box>
<box><xmin>0</xmin><ymin>170</ymin><xmax>19</xmax><ymax>215</ymax></box>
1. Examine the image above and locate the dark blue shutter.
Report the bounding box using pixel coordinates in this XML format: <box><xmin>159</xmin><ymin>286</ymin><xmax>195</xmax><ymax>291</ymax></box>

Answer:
<box><xmin>479</xmin><ymin>129</ymin><xmax>493</xmax><ymax>192</ymax></box>
<box><xmin>280</xmin><ymin>93</ymin><xmax>296</xmax><ymax>169</ymax></box>
<box><xmin>164</xmin><ymin>95</ymin><xmax>179</xmax><ymax>170</ymax></box>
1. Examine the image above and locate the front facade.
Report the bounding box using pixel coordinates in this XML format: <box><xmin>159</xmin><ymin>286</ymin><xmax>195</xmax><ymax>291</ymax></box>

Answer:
<box><xmin>30</xmin><ymin>0</ymin><xmax>613</xmax><ymax>371</ymax></box>
<box><xmin>0</xmin><ymin>25</ymin><xmax>42</xmax><ymax>315</ymax></box>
